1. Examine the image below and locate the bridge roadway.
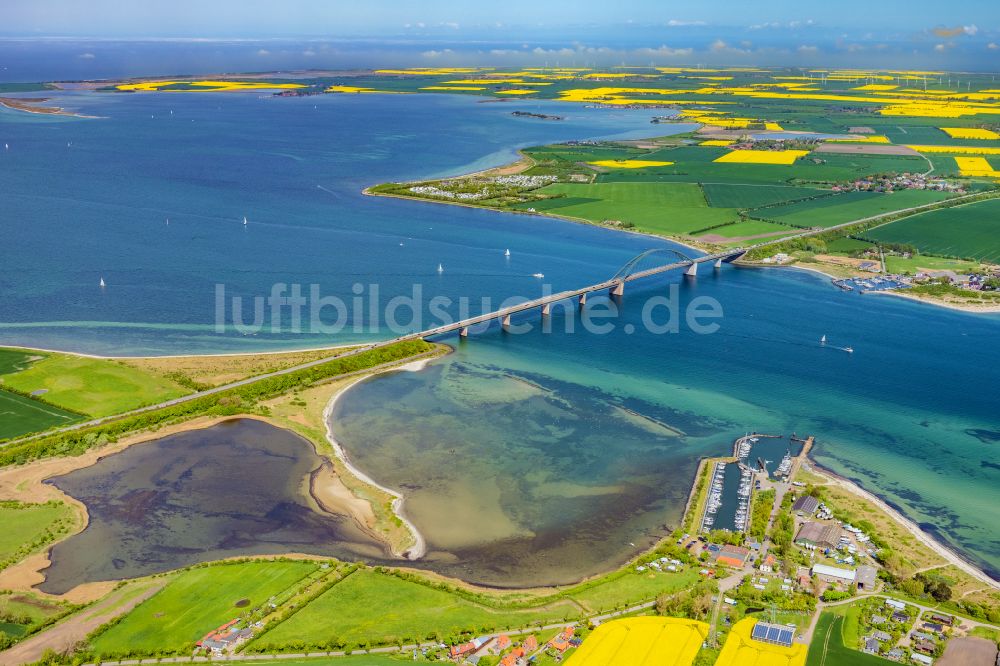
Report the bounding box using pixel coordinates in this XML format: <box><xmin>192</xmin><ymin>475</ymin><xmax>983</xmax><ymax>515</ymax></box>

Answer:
<box><xmin>407</xmin><ymin>249</ymin><xmax>737</xmax><ymax>340</ymax></box>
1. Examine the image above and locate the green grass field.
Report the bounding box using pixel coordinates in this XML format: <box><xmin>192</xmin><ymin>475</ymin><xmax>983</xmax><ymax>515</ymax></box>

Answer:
<box><xmin>89</xmin><ymin>561</ymin><xmax>317</xmax><ymax>656</ymax></box>
<box><xmin>0</xmin><ymin>349</ymin><xmax>40</xmax><ymax>375</ymax></box>
<box><xmin>866</xmin><ymin>198</ymin><xmax>1000</xmax><ymax>263</ymax></box>
<box><xmin>692</xmin><ymin>220</ymin><xmax>797</xmax><ymax>240</ymax></box>
<box><xmin>702</xmin><ymin>183</ymin><xmax>828</xmax><ymax>209</ymax></box>
<box><xmin>256</xmin><ymin>569</ymin><xmax>574</xmax><ymax>650</ymax></box>
<box><xmin>0</xmin><ymin>388</ymin><xmax>81</xmax><ymax>440</ymax></box>
<box><xmin>565</xmin><ymin>569</ymin><xmax>700</xmax><ymax>613</ymax></box>
<box><xmin>0</xmin><ymin>353</ymin><xmax>188</xmax><ymax>417</ymax></box>
<box><xmin>515</xmin><ymin>182</ymin><xmax>738</xmax><ymax>235</ymax></box>
<box><xmin>758</xmin><ymin>189</ymin><xmax>953</xmax><ymax>228</ymax></box>
<box><xmin>806</xmin><ymin>612</ymin><xmax>887</xmax><ymax>666</ymax></box>
<box><xmin>235</xmin><ymin>658</ymin><xmax>412</xmax><ymax>666</ymax></box>
<box><xmin>0</xmin><ymin>501</ymin><xmax>75</xmax><ymax>568</ymax></box>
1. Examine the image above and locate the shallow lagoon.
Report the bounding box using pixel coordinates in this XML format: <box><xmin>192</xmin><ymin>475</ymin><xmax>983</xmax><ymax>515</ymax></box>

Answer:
<box><xmin>42</xmin><ymin>418</ymin><xmax>385</xmax><ymax>594</ymax></box>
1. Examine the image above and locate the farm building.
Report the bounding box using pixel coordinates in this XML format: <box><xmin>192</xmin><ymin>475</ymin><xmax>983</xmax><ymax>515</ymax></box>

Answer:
<box><xmin>856</xmin><ymin>565</ymin><xmax>878</xmax><ymax>590</ymax></box>
<box><xmin>811</xmin><ymin>563</ymin><xmax>856</xmax><ymax>583</ymax></box>
<box><xmin>795</xmin><ymin>522</ymin><xmax>842</xmax><ymax>550</ymax></box>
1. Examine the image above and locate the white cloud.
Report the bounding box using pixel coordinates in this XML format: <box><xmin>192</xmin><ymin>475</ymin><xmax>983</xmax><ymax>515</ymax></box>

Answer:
<box><xmin>421</xmin><ymin>48</ymin><xmax>454</xmax><ymax>58</ymax></box>
<box><xmin>797</xmin><ymin>45</ymin><xmax>819</xmax><ymax>54</ymax></box>
<box><xmin>441</xmin><ymin>22</ymin><xmax>460</xmax><ymax>30</ymax></box>
<box><xmin>963</xmin><ymin>24</ymin><xmax>978</xmax><ymax>36</ymax></box>
<box><xmin>934</xmin><ymin>43</ymin><xmax>948</xmax><ymax>52</ymax></box>
<box><xmin>989</xmin><ymin>42</ymin><xmax>999</xmax><ymax>50</ymax></box>
<box><xmin>77</xmin><ymin>52</ymin><xmax>95</xmax><ymax>59</ymax></box>
<box><xmin>635</xmin><ymin>45</ymin><xmax>694</xmax><ymax>57</ymax></box>
<box><xmin>416</xmin><ymin>22</ymin><xmax>425</xmax><ymax>28</ymax></box>
<box><xmin>302</xmin><ymin>49</ymin><xmax>316</xmax><ymax>57</ymax></box>
<box><xmin>256</xmin><ymin>49</ymin><xmax>270</xmax><ymax>56</ymax></box>
<box><xmin>667</xmin><ymin>19</ymin><xmax>706</xmax><ymax>27</ymax></box>
<box><xmin>709</xmin><ymin>39</ymin><xmax>750</xmax><ymax>55</ymax></box>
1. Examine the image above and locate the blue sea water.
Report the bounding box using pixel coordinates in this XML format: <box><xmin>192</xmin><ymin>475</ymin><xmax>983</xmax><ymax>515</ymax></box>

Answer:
<box><xmin>1</xmin><ymin>90</ymin><xmax>998</xmax><ymax>584</ymax></box>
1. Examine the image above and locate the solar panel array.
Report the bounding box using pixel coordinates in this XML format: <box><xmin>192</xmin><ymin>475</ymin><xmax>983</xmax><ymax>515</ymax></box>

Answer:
<box><xmin>751</xmin><ymin>622</ymin><xmax>794</xmax><ymax>647</ymax></box>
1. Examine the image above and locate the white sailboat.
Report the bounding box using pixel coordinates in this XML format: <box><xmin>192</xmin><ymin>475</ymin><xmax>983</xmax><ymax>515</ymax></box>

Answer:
<box><xmin>820</xmin><ymin>334</ymin><xmax>826</xmax><ymax>344</ymax></box>
<box><xmin>243</xmin><ymin>216</ymin><xmax>248</xmax><ymax>226</ymax></box>
<box><xmin>504</xmin><ymin>248</ymin><xmax>510</xmax><ymax>257</ymax></box>
<box><xmin>437</xmin><ymin>263</ymin><xmax>444</xmax><ymax>273</ymax></box>
<box><xmin>532</xmin><ymin>273</ymin><xmax>544</xmax><ymax>278</ymax></box>
<box><xmin>99</xmin><ymin>277</ymin><xmax>106</xmax><ymax>288</ymax></box>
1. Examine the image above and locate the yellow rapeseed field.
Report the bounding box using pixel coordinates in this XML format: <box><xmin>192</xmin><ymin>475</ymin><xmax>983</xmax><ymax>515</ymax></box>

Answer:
<box><xmin>954</xmin><ymin>157</ymin><xmax>1000</xmax><ymax>177</ymax></box>
<box><xmin>714</xmin><ymin>150</ymin><xmax>809</xmax><ymax>165</ymax></box>
<box><xmin>419</xmin><ymin>86</ymin><xmax>485</xmax><ymax>91</ymax></box>
<box><xmin>494</xmin><ymin>89</ymin><xmax>538</xmax><ymax>95</ymax></box>
<box><xmin>907</xmin><ymin>145</ymin><xmax>1000</xmax><ymax>155</ymax></box>
<box><xmin>588</xmin><ymin>160</ymin><xmax>675</xmax><ymax>168</ymax></box>
<box><xmin>566</xmin><ymin>617</ymin><xmax>708</xmax><ymax>666</ymax></box>
<box><xmin>940</xmin><ymin>127</ymin><xmax>1000</xmax><ymax>140</ymax></box>
<box><xmin>325</xmin><ymin>85</ymin><xmax>404</xmax><ymax>94</ymax></box>
<box><xmin>715</xmin><ymin>619</ymin><xmax>807</xmax><ymax>666</ymax></box>
<box><xmin>701</xmin><ymin>139</ymin><xmax>735</xmax><ymax>146</ymax></box>
<box><xmin>118</xmin><ymin>80</ymin><xmax>305</xmax><ymax>92</ymax></box>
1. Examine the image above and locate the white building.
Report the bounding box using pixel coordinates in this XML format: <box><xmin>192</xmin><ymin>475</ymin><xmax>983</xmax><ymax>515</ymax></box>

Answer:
<box><xmin>811</xmin><ymin>563</ymin><xmax>856</xmax><ymax>583</ymax></box>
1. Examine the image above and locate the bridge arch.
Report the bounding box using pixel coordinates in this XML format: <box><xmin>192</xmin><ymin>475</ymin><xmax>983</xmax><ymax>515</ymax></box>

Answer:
<box><xmin>609</xmin><ymin>247</ymin><xmax>694</xmax><ymax>282</ymax></box>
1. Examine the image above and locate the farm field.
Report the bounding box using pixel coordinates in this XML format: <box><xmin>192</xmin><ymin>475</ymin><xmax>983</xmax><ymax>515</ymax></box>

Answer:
<box><xmin>234</xmin><ymin>654</ymin><xmax>413</xmax><ymax>666</ymax></box>
<box><xmin>866</xmin><ymin>198</ymin><xmax>1000</xmax><ymax>263</ymax></box>
<box><xmin>515</xmin><ymin>182</ymin><xmax>738</xmax><ymax>235</ymax></box>
<box><xmin>693</xmin><ymin>220</ymin><xmax>797</xmax><ymax>241</ymax></box>
<box><xmin>717</xmin><ymin>618</ymin><xmax>807</xmax><ymax>666</ymax></box>
<box><xmin>89</xmin><ymin>560</ymin><xmax>317</xmax><ymax>656</ymax></box>
<box><xmin>0</xmin><ymin>352</ymin><xmax>188</xmax><ymax>417</ymax></box>
<box><xmin>0</xmin><ymin>591</ymin><xmax>69</xmax><ymax>642</ymax></box>
<box><xmin>805</xmin><ymin>612</ymin><xmax>887</xmax><ymax>666</ymax></box>
<box><xmin>0</xmin><ymin>388</ymin><xmax>80</xmax><ymax>440</ymax></box>
<box><xmin>255</xmin><ymin>569</ymin><xmax>576</xmax><ymax>650</ymax></box>
<box><xmin>757</xmin><ymin>189</ymin><xmax>953</xmax><ymax>228</ymax></box>
<box><xmin>701</xmin><ymin>183</ymin><xmax>829</xmax><ymax>209</ymax></box>
<box><xmin>883</xmin><ymin>255</ymin><xmax>985</xmax><ymax>275</ymax></box>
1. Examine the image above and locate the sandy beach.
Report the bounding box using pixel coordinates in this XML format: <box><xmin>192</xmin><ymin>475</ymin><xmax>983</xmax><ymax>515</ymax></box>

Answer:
<box><xmin>320</xmin><ymin>355</ymin><xmax>439</xmax><ymax>560</ymax></box>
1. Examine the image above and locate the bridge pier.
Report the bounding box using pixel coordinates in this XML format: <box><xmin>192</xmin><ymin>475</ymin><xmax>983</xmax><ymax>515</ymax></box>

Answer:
<box><xmin>459</xmin><ymin>326</ymin><xmax>468</xmax><ymax>338</ymax></box>
<box><xmin>685</xmin><ymin>263</ymin><xmax>698</xmax><ymax>277</ymax></box>
<box><xmin>541</xmin><ymin>303</ymin><xmax>551</xmax><ymax>316</ymax></box>
<box><xmin>501</xmin><ymin>313</ymin><xmax>511</xmax><ymax>329</ymax></box>
<box><xmin>714</xmin><ymin>258</ymin><xmax>723</xmax><ymax>269</ymax></box>
<box><xmin>578</xmin><ymin>293</ymin><xmax>587</xmax><ymax>307</ymax></box>
<box><xmin>609</xmin><ymin>281</ymin><xmax>624</xmax><ymax>297</ymax></box>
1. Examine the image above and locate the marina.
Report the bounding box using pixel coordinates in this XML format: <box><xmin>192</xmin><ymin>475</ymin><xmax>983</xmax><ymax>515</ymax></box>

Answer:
<box><xmin>700</xmin><ymin>433</ymin><xmax>806</xmax><ymax>534</ymax></box>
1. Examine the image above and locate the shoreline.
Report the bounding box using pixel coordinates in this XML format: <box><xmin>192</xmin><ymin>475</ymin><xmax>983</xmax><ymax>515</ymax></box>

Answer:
<box><xmin>807</xmin><ymin>457</ymin><xmax>999</xmax><ymax>589</ymax></box>
<box><xmin>362</xmin><ymin>186</ymin><xmax>712</xmax><ymax>257</ymax></box>
<box><xmin>321</xmin><ymin>357</ymin><xmax>435</xmax><ymax>561</ymax></box>
<box><xmin>750</xmin><ymin>261</ymin><xmax>1000</xmax><ymax>315</ymax></box>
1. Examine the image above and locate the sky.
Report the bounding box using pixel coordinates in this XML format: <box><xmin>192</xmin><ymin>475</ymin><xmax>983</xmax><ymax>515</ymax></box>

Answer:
<box><xmin>1</xmin><ymin>0</ymin><xmax>999</xmax><ymax>75</ymax></box>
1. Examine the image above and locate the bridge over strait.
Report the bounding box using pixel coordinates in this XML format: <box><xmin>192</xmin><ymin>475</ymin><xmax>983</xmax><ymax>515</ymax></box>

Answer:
<box><xmin>414</xmin><ymin>246</ymin><xmax>740</xmax><ymax>341</ymax></box>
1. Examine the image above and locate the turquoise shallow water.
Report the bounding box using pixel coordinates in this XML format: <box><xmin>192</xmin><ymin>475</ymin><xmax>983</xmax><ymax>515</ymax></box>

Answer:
<box><xmin>1</xmin><ymin>91</ymin><xmax>997</xmax><ymax>585</ymax></box>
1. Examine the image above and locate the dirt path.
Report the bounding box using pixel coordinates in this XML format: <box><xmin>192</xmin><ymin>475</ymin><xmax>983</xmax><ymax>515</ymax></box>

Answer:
<box><xmin>0</xmin><ymin>579</ymin><xmax>165</xmax><ymax>666</ymax></box>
